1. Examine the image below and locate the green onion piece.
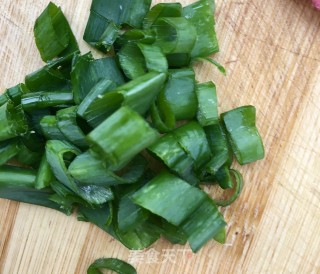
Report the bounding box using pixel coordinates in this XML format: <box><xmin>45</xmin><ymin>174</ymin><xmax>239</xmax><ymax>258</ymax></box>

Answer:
<box><xmin>115</xmin><ymin>72</ymin><xmax>166</xmax><ymax>115</ymax></box>
<box><xmin>213</xmin><ymin>227</ymin><xmax>226</xmax><ymax>244</ymax></box>
<box><xmin>40</xmin><ymin>116</ymin><xmax>66</xmax><ymax>140</ymax></box>
<box><xmin>35</xmin><ymin>154</ymin><xmax>54</xmax><ymax>189</ymax></box>
<box><xmin>0</xmin><ymin>139</ymin><xmax>21</xmax><ymax>166</ymax></box>
<box><xmin>77</xmin><ymin>79</ymin><xmax>117</xmax><ymax>127</ymax></box>
<box><xmin>181</xmin><ymin>196</ymin><xmax>226</xmax><ymax>252</ymax></box>
<box><xmin>25</xmin><ymin>65</ymin><xmax>70</xmax><ymax>93</ymax></box>
<box><xmin>15</xmin><ymin>142</ymin><xmax>42</xmax><ymax>168</ymax></box>
<box><xmin>183</xmin><ymin>0</ymin><xmax>219</xmax><ymax>58</ymax></box>
<box><xmin>68</xmin><ymin>151</ymin><xmax>127</xmax><ymax>186</ymax></box>
<box><xmin>0</xmin><ymin>186</ymin><xmax>69</xmax><ymax>214</ymax></box>
<box><xmin>222</xmin><ymin>106</ymin><xmax>265</xmax><ymax>165</ymax></box>
<box><xmin>148</xmin><ymin>133</ymin><xmax>198</xmax><ymax>185</ymax></box>
<box><xmin>150</xmin><ymin>99</ymin><xmax>175</xmax><ymax>133</ymax></box>
<box><xmin>118</xmin><ymin>44</ymin><xmax>147</xmax><ymax>79</ymax></box>
<box><xmin>0</xmin><ymin>166</ymin><xmax>36</xmax><ymax>187</ymax></box>
<box><xmin>152</xmin><ymin>17</ymin><xmax>196</xmax><ymax>54</ymax></box>
<box><xmin>213</xmin><ymin>165</ymin><xmax>233</xmax><ymax>189</ymax></box>
<box><xmin>137</xmin><ymin>43</ymin><xmax>168</xmax><ymax>73</ymax></box>
<box><xmin>132</xmin><ymin>172</ymin><xmax>206</xmax><ymax>226</ymax></box>
<box><xmin>87</xmin><ymin>258</ymin><xmax>137</xmax><ymax>274</ymax></box>
<box><xmin>160</xmin><ymin>219</ymin><xmax>188</xmax><ymax>245</ymax></box>
<box><xmin>173</xmin><ymin>121</ymin><xmax>212</xmax><ymax>170</ymax></box>
<box><xmin>118</xmin><ymin>44</ymin><xmax>168</xmax><ymax>79</ymax></box>
<box><xmin>34</xmin><ymin>2</ymin><xmax>78</xmax><ymax>61</ymax></box>
<box><xmin>195</xmin><ymin>82</ymin><xmax>219</xmax><ymax>126</ymax></box>
<box><xmin>77</xmin><ymin>202</ymin><xmax>113</xmax><ymax>232</ymax></box>
<box><xmin>87</xmin><ymin>106</ymin><xmax>159</xmax><ymax>169</ymax></box>
<box><xmin>114</xmin><ymin>219</ymin><xmax>160</xmax><ymax>250</ymax></box>
<box><xmin>0</xmin><ymin>94</ymin><xmax>8</xmax><ymax>107</ymax></box>
<box><xmin>56</xmin><ymin>106</ymin><xmax>88</xmax><ymax>149</ymax></box>
<box><xmin>143</xmin><ymin>3</ymin><xmax>183</xmax><ymax>29</ymax></box>
<box><xmin>213</xmin><ymin>169</ymin><xmax>244</xmax><ymax>207</ymax></box>
<box><xmin>3</xmin><ymin>83</ymin><xmax>29</xmax><ymax>106</ymax></box>
<box><xmin>0</xmin><ymin>102</ymin><xmax>28</xmax><ymax>142</ymax></box>
<box><xmin>84</xmin><ymin>0</ymin><xmax>152</xmax><ymax>51</ymax></box>
<box><xmin>83</xmin><ymin>0</ymin><xmax>151</xmax><ymax>51</ymax></box>
<box><xmin>71</xmin><ymin>54</ymin><xmax>124</xmax><ymax>104</ymax></box>
<box><xmin>163</xmin><ymin>69</ymin><xmax>197</xmax><ymax>120</ymax></box>
<box><xmin>83</xmin><ymin>72</ymin><xmax>166</xmax><ymax>127</ymax></box>
<box><xmin>96</xmin><ymin>21</ymin><xmax>120</xmax><ymax>53</ymax></box>
<box><xmin>204</xmin><ymin>122</ymin><xmax>233</xmax><ymax>176</ymax></box>
<box><xmin>21</xmin><ymin>91</ymin><xmax>73</xmax><ymax>112</ymax></box>
<box><xmin>46</xmin><ymin>140</ymin><xmax>114</xmax><ymax>205</ymax></box>
<box><xmin>117</xmin><ymin>194</ymin><xmax>149</xmax><ymax>232</ymax></box>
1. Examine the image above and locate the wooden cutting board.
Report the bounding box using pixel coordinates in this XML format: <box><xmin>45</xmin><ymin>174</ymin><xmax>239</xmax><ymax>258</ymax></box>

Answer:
<box><xmin>1</xmin><ymin>0</ymin><xmax>319</xmax><ymax>273</ymax></box>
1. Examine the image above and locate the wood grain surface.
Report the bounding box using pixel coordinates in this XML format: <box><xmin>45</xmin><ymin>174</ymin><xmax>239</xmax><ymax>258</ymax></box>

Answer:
<box><xmin>1</xmin><ymin>0</ymin><xmax>320</xmax><ymax>273</ymax></box>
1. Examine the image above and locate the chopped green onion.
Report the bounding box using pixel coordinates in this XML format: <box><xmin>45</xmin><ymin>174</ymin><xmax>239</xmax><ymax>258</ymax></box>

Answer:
<box><xmin>195</xmin><ymin>82</ymin><xmax>219</xmax><ymax>126</ymax></box>
<box><xmin>183</xmin><ymin>0</ymin><xmax>219</xmax><ymax>58</ymax></box>
<box><xmin>0</xmin><ymin>139</ymin><xmax>21</xmax><ymax>166</ymax></box>
<box><xmin>35</xmin><ymin>154</ymin><xmax>54</xmax><ymax>190</ymax></box>
<box><xmin>162</xmin><ymin>69</ymin><xmax>197</xmax><ymax>120</ymax></box>
<box><xmin>152</xmin><ymin>17</ymin><xmax>196</xmax><ymax>54</ymax></box>
<box><xmin>34</xmin><ymin>2</ymin><xmax>78</xmax><ymax>61</ymax></box>
<box><xmin>40</xmin><ymin>115</ymin><xmax>66</xmax><ymax>140</ymax></box>
<box><xmin>181</xmin><ymin>196</ymin><xmax>226</xmax><ymax>252</ymax></box>
<box><xmin>87</xmin><ymin>106</ymin><xmax>159</xmax><ymax>169</ymax></box>
<box><xmin>143</xmin><ymin>3</ymin><xmax>183</xmax><ymax>29</ymax></box>
<box><xmin>0</xmin><ymin>101</ymin><xmax>28</xmax><ymax>142</ymax></box>
<box><xmin>56</xmin><ymin>106</ymin><xmax>88</xmax><ymax>148</ymax></box>
<box><xmin>222</xmin><ymin>106</ymin><xmax>265</xmax><ymax>165</ymax></box>
<box><xmin>71</xmin><ymin>54</ymin><xmax>124</xmax><ymax>104</ymax></box>
<box><xmin>21</xmin><ymin>91</ymin><xmax>73</xmax><ymax>112</ymax></box>
<box><xmin>132</xmin><ymin>172</ymin><xmax>206</xmax><ymax>226</ymax></box>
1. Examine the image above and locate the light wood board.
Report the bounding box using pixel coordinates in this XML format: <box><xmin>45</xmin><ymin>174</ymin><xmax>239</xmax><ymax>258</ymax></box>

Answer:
<box><xmin>1</xmin><ymin>0</ymin><xmax>320</xmax><ymax>273</ymax></box>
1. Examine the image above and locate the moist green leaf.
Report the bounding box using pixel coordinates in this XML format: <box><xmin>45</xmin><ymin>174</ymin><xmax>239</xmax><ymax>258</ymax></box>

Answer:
<box><xmin>221</xmin><ymin>106</ymin><xmax>265</xmax><ymax>165</ymax></box>
<box><xmin>87</xmin><ymin>258</ymin><xmax>137</xmax><ymax>274</ymax></box>
<box><xmin>131</xmin><ymin>172</ymin><xmax>206</xmax><ymax>226</ymax></box>
<box><xmin>87</xmin><ymin>106</ymin><xmax>159</xmax><ymax>169</ymax></box>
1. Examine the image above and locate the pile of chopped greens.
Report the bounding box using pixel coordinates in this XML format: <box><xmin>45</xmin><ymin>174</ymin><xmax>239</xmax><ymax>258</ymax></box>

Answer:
<box><xmin>0</xmin><ymin>0</ymin><xmax>264</xmax><ymax>263</ymax></box>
